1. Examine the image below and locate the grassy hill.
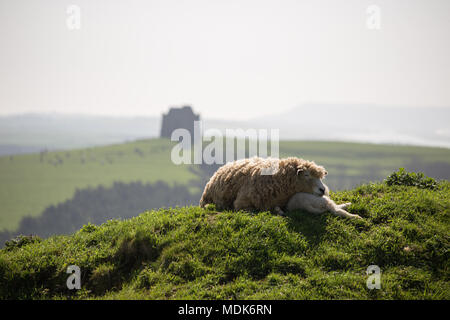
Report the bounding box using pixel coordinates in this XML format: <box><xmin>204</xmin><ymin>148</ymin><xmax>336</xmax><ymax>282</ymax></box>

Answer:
<box><xmin>1</xmin><ymin>174</ymin><xmax>448</xmax><ymax>300</ymax></box>
<box><xmin>1</xmin><ymin>138</ymin><xmax>450</xmax><ymax>232</ymax></box>
<box><xmin>0</xmin><ymin>138</ymin><xmax>197</xmax><ymax>231</ymax></box>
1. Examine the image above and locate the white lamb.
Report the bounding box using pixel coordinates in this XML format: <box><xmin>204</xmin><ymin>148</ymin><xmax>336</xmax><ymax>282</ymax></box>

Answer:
<box><xmin>285</xmin><ymin>192</ymin><xmax>362</xmax><ymax>219</ymax></box>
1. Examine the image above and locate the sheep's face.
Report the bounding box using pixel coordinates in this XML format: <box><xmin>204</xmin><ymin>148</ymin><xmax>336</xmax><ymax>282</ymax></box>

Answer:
<box><xmin>296</xmin><ymin>169</ymin><xmax>328</xmax><ymax>196</ymax></box>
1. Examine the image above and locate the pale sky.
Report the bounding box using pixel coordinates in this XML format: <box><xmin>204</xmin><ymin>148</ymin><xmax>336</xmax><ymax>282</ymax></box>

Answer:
<box><xmin>0</xmin><ymin>0</ymin><xmax>449</xmax><ymax>120</ymax></box>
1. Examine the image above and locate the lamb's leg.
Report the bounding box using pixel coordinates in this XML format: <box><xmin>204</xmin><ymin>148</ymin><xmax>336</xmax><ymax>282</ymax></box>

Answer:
<box><xmin>337</xmin><ymin>202</ymin><xmax>352</xmax><ymax>210</ymax></box>
<box><xmin>331</xmin><ymin>207</ymin><xmax>362</xmax><ymax>219</ymax></box>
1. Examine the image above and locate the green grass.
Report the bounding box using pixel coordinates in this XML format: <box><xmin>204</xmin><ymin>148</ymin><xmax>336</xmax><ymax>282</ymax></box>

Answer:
<box><xmin>1</xmin><ymin>178</ymin><xmax>448</xmax><ymax>300</ymax></box>
<box><xmin>1</xmin><ymin>138</ymin><xmax>450</xmax><ymax>232</ymax></box>
<box><xmin>0</xmin><ymin>138</ymin><xmax>196</xmax><ymax>231</ymax></box>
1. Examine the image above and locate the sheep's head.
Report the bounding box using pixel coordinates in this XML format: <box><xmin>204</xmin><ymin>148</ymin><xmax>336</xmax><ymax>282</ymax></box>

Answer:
<box><xmin>295</xmin><ymin>164</ymin><xmax>328</xmax><ymax>196</ymax></box>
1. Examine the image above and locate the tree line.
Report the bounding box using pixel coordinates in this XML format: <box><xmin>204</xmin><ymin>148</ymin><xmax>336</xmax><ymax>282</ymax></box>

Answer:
<box><xmin>0</xmin><ymin>181</ymin><xmax>202</xmax><ymax>247</ymax></box>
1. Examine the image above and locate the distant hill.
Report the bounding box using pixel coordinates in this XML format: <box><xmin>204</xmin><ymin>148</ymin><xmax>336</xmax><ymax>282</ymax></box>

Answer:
<box><xmin>1</xmin><ymin>105</ymin><xmax>449</xmax><ymax>154</ymax></box>
<box><xmin>0</xmin><ymin>145</ymin><xmax>43</xmax><ymax>157</ymax></box>
<box><xmin>204</xmin><ymin>104</ymin><xmax>450</xmax><ymax>148</ymax></box>
<box><xmin>0</xmin><ymin>113</ymin><xmax>160</xmax><ymax>151</ymax></box>
<box><xmin>0</xmin><ymin>138</ymin><xmax>197</xmax><ymax>231</ymax></box>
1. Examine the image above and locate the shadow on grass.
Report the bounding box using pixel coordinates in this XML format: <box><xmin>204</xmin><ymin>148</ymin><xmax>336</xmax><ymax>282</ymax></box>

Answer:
<box><xmin>284</xmin><ymin>210</ymin><xmax>328</xmax><ymax>247</ymax></box>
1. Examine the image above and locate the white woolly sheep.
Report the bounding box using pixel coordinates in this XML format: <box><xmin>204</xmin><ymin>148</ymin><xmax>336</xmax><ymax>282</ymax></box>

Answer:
<box><xmin>199</xmin><ymin>156</ymin><xmax>328</xmax><ymax>213</ymax></box>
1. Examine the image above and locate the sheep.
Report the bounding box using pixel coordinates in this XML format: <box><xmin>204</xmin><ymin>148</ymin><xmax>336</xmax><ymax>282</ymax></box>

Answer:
<box><xmin>286</xmin><ymin>192</ymin><xmax>362</xmax><ymax>219</ymax></box>
<box><xmin>199</xmin><ymin>156</ymin><xmax>328</xmax><ymax>213</ymax></box>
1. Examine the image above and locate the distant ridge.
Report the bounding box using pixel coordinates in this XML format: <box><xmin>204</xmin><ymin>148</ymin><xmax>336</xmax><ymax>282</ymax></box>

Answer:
<box><xmin>1</xmin><ymin>104</ymin><xmax>449</xmax><ymax>153</ymax></box>
<box><xmin>0</xmin><ymin>113</ymin><xmax>160</xmax><ymax>151</ymax></box>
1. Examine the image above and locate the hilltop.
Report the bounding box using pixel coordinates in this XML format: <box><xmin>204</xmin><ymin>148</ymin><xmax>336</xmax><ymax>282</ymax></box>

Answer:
<box><xmin>1</xmin><ymin>171</ymin><xmax>448</xmax><ymax>300</ymax></box>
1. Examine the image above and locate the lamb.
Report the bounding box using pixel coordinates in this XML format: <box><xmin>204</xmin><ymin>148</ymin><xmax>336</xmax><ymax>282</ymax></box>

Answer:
<box><xmin>286</xmin><ymin>193</ymin><xmax>362</xmax><ymax>219</ymax></box>
<box><xmin>199</xmin><ymin>156</ymin><xmax>328</xmax><ymax>213</ymax></box>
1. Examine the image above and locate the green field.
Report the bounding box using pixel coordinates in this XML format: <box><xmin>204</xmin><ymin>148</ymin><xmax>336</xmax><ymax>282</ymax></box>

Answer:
<box><xmin>1</xmin><ymin>138</ymin><xmax>450</xmax><ymax>232</ymax></box>
<box><xmin>1</xmin><ymin>176</ymin><xmax>448</xmax><ymax>299</ymax></box>
<box><xmin>279</xmin><ymin>141</ymin><xmax>450</xmax><ymax>189</ymax></box>
<box><xmin>0</xmin><ymin>139</ymin><xmax>196</xmax><ymax>231</ymax></box>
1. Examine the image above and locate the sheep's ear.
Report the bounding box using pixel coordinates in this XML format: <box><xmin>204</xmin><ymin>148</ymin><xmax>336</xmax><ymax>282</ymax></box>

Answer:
<box><xmin>297</xmin><ymin>168</ymin><xmax>309</xmax><ymax>176</ymax></box>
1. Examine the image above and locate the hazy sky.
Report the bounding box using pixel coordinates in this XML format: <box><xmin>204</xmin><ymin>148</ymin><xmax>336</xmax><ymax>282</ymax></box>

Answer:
<box><xmin>0</xmin><ymin>0</ymin><xmax>449</xmax><ymax>120</ymax></box>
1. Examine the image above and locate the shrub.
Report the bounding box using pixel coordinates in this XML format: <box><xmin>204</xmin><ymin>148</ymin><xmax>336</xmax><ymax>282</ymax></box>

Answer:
<box><xmin>4</xmin><ymin>235</ymin><xmax>42</xmax><ymax>251</ymax></box>
<box><xmin>385</xmin><ymin>168</ymin><xmax>437</xmax><ymax>190</ymax></box>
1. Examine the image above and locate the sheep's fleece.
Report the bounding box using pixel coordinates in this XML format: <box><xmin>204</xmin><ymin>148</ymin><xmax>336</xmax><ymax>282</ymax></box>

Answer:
<box><xmin>199</xmin><ymin>156</ymin><xmax>328</xmax><ymax>212</ymax></box>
